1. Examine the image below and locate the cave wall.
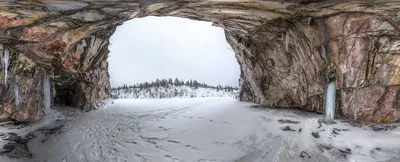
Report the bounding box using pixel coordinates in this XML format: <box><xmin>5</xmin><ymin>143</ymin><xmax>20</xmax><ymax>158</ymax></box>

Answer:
<box><xmin>0</xmin><ymin>0</ymin><xmax>399</xmax><ymax>123</ymax></box>
<box><xmin>229</xmin><ymin>13</ymin><xmax>400</xmax><ymax>122</ymax></box>
<box><xmin>0</xmin><ymin>45</ymin><xmax>45</xmax><ymax>121</ymax></box>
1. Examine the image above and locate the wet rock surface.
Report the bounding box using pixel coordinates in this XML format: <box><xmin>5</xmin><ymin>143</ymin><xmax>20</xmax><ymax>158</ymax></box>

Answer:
<box><xmin>0</xmin><ymin>107</ymin><xmax>68</xmax><ymax>159</ymax></box>
<box><xmin>0</xmin><ymin>133</ymin><xmax>32</xmax><ymax>159</ymax></box>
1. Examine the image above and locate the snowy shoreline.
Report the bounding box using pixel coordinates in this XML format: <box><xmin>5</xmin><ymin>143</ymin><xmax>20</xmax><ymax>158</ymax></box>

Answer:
<box><xmin>112</xmin><ymin>84</ymin><xmax>238</xmax><ymax>99</ymax></box>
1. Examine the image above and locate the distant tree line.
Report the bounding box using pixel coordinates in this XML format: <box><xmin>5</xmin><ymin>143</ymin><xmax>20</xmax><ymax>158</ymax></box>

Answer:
<box><xmin>112</xmin><ymin>78</ymin><xmax>238</xmax><ymax>92</ymax></box>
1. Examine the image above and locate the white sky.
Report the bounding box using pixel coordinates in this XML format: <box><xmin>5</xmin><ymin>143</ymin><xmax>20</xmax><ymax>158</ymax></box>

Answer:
<box><xmin>108</xmin><ymin>16</ymin><xmax>240</xmax><ymax>88</ymax></box>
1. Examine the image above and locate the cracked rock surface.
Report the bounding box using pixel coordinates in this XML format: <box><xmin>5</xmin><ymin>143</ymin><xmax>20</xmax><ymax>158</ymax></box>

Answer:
<box><xmin>0</xmin><ymin>0</ymin><xmax>399</xmax><ymax>123</ymax></box>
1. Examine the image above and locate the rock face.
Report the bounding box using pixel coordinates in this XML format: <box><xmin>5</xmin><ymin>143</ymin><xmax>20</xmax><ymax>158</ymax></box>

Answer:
<box><xmin>0</xmin><ymin>1</ymin><xmax>399</xmax><ymax>123</ymax></box>
<box><xmin>231</xmin><ymin>12</ymin><xmax>400</xmax><ymax>123</ymax></box>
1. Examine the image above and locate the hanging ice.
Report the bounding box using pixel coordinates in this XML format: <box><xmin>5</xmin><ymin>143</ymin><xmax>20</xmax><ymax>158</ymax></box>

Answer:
<box><xmin>43</xmin><ymin>71</ymin><xmax>51</xmax><ymax>111</ymax></box>
<box><xmin>285</xmin><ymin>31</ymin><xmax>290</xmax><ymax>52</ymax></box>
<box><xmin>354</xmin><ymin>107</ymin><xmax>359</xmax><ymax>120</ymax></box>
<box><xmin>3</xmin><ymin>48</ymin><xmax>9</xmax><ymax>85</ymax></box>
<box><xmin>307</xmin><ymin>17</ymin><xmax>312</xmax><ymax>26</ymax></box>
<box><xmin>325</xmin><ymin>81</ymin><xmax>336</xmax><ymax>122</ymax></box>
<box><xmin>14</xmin><ymin>85</ymin><xmax>20</xmax><ymax>108</ymax></box>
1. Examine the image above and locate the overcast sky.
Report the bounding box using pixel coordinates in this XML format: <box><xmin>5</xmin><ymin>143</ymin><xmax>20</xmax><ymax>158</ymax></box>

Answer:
<box><xmin>108</xmin><ymin>16</ymin><xmax>240</xmax><ymax>88</ymax></box>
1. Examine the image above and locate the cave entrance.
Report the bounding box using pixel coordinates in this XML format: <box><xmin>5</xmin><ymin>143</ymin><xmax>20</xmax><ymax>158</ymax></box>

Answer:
<box><xmin>53</xmin><ymin>73</ymin><xmax>84</xmax><ymax>107</ymax></box>
<box><xmin>105</xmin><ymin>16</ymin><xmax>240</xmax><ymax>99</ymax></box>
<box><xmin>54</xmin><ymin>87</ymin><xmax>74</xmax><ymax>106</ymax></box>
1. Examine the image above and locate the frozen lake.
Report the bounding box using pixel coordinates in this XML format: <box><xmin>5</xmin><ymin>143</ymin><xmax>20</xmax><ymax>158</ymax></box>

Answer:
<box><xmin>1</xmin><ymin>97</ymin><xmax>400</xmax><ymax>162</ymax></box>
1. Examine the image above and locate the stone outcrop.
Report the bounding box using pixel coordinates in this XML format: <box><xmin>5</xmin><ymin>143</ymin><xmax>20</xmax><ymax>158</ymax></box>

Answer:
<box><xmin>0</xmin><ymin>0</ymin><xmax>399</xmax><ymax>123</ymax></box>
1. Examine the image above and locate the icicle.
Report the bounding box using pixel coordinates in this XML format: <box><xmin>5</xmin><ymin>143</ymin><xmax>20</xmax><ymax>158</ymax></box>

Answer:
<box><xmin>354</xmin><ymin>107</ymin><xmax>359</xmax><ymax>120</ymax></box>
<box><xmin>3</xmin><ymin>48</ymin><xmax>9</xmax><ymax>85</ymax></box>
<box><xmin>43</xmin><ymin>71</ymin><xmax>51</xmax><ymax>111</ymax></box>
<box><xmin>285</xmin><ymin>30</ymin><xmax>290</xmax><ymax>52</ymax></box>
<box><xmin>14</xmin><ymin>85</ymin><xmax>20</xmax><ymax>108</ymax></box>
<box><xmin>307</xmin><ymin>17</ymin><xmax>312</xmax><ymax>26</ymax></box>
<box><xmin>325</xmin><ymin>81</ymin><xmax>336</xmax><ymax>122</ymax></box>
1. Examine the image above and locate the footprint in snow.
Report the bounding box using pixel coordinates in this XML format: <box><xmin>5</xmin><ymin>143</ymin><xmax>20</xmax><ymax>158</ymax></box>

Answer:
<box><xmin>167</xmin><ymin>140</ymin><xmax>181</xmax><ymax>144</ymax></box>
<box><xmin>212</xmin><ymin>142</ymin><xmax>225</xmax><ymax>145</ymax></box>
<box><xmin>184</xmin><ymin>144</ymin><xmax>199</xmax><ymax>150</ymax></box>
<box><xmin>198</xmin><ymin>159</ymin><xmax>221</xmax><ymax>162</ymax></box>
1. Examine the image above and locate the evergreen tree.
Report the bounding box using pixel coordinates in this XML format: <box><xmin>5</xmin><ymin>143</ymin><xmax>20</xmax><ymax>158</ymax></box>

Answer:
<box><xmin>174</xmin><ymin>78</ymin><xmax>180</xmax><ymax>86</ymax></box>
<box><xmin>155</xmin><ymin>79</ymin><xmax>160</xmax><ymax>87</ymax></box>
<box><xmin>111</xmin><ymin>78</ymin><xmax>239</xmax><ymax>99</ymax></box>
<box><xmin>193</xmin><ymin>80</ymin><xmax>199</xmax><ymax>89</ymax></box>
<box><xmin>123</xmin><ymin>84</ymin><xmax>127</xmax><ymax>89</ymax></box>
<box><xmin>174</xmin><ymin>89</ymin><xmax>178</xmax><ymax>96</ymax></box>
<box><xmin>168</xmin><ymin>78</ymin><xmax>173</xmax><ymax>85</ymax></box>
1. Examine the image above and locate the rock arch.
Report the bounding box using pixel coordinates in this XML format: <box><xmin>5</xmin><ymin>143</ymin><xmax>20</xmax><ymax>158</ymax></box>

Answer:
<box><xmin>0</xmin><ymin>0</ymin><xmax>399</xmax><ymax>123</ymax></box>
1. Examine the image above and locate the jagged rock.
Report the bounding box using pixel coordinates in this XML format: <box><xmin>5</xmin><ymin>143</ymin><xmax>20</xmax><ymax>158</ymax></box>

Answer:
<box><xmin>311</xmin><ymin>132</ymin><xmax>320</xmax><ymax>138</ymax></box>
<box><xmin>0</xmin><ymin>143</ymin><xmax>15</xmax><ymax>154</ymax></box>
<box><xmin>0</xmin><ymin>133</ymin><xmax>32</xmax><ymax>158</ymax></box>
<box><xmin>318</xmin><ymin>144</ymin><xmax>333</xmax><ymax>152</ymax></box>
<box><xmin>277</xmin><ymin>119</ymin><xmax>300</xmax><ymax>124</ymax></box>
<box><xmin>371</xmin><ymin>125</ymin><xmax>397</xmax><ymax>131</ymax></box>
<box><xmin>0</xmin><ymin>1</ymin><xmax>399</xmax><ymax>123</ymax></box>
<box><xmin>281</xmin><ymin>126</ymin><xmax>296</xmax><ymax>131</ymax></box>
<box><xmin>338</xmin><ymin>148</ymin><xmax>352</xmax><ymax>159</ymax></box>
<box><xmin>299</xmin><ymin>151</ymin><xmax>311</xmax><ymax>158</ymax></box>
<box><xmin>2</xmin><ymin>133</ymin><xmax>23</xmax><ymax>143</ymax></box>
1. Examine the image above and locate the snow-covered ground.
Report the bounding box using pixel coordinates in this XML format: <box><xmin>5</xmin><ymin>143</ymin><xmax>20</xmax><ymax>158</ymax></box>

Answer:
<box><xmin>1</xmin><ymin>98</ymin><xmax>400</xmax><ymax>162</ymax></box>
<box><xmin>112</xmin><ymin>85</ymin><xmax>238</xmax><ymax>99</ymax></box>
